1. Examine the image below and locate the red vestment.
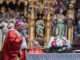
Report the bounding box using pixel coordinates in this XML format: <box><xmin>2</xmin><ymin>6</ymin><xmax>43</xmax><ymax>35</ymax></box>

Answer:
<box><xmin>27</xmin><ymin>49</ymin><xmax>45</xmax><ymax>54</ymax></box>
<box><xmin>1</xmin><ymin>30</ymin><xmax>26</xmax><ymax>60</ymax></box>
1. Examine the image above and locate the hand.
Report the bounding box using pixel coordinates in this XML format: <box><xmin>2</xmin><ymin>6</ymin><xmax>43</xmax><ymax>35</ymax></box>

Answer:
<box><xmin>25</xmin><ymin>35</ymin><xmax>30</xmax><ymax>39</ymax></box>
<box><xmin>14</xmin><ymin>50</ymin><xmax>22</xmax><ymax>60</ymax></box>
<box><xmin>19</xmin><ymin>50</ymin><xmax>22</xmax><ymax>59</ymax></box>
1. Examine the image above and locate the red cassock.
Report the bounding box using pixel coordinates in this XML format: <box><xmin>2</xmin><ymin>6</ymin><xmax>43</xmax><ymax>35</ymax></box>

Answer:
<box><xmin>27</xmin><ymin>49</ymin><xmax>45</xmax><ymax>54</ymax></box>
<box><xmin>1</xmin><ymin>30</ymin><xmax>26</xmax><ymax>60</ymax></box>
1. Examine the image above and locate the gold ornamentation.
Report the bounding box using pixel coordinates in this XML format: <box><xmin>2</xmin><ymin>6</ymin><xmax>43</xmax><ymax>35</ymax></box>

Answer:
<box><xmin>66</xmin><ymin>3</ymin><xmax>75</xmax><ymax>42</ymax></box>
<box><xmin>28</xmin><ymin>0</ymin><xmax>36</xmax><ymax>49</ymax></box>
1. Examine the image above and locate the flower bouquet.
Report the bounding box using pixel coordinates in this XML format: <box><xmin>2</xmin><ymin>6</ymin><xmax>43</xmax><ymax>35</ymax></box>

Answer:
<box><xmin>45</xmin><ymin>36</ymin><xmax>71</xmax><ymax>52</ymax></box>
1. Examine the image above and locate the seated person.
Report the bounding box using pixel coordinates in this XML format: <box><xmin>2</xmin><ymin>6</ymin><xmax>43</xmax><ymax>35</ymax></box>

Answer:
<box><xmin>27</xmin><ymin>40</ymin><xmax>45</xmax><ymax>54</ymax></box>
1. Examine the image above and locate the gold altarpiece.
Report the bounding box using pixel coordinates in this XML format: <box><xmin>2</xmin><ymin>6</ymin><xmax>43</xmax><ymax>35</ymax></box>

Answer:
<box><xmin>27</xmin><ymin>0</ymin><xmax>56</xmax><ymax>49</ymax></box>
<box><xmin>27</xmin><ymin>0</ymin><xmax>76</xmax><ymax>49</ymax></box>
<box><xmin>0</xmin><ymin>0</ymin><xmax>76</xmax><ymax>49</ymax></box>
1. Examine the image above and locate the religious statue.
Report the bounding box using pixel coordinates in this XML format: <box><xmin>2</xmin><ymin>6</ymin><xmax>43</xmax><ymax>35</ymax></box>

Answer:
<box><xmin>66</xmin><ymin>4</ymin><xmax>75</xmax><ymax>42</ymax></box>
<box><xmin>45</xmin><ymin>8</ymin><xmax>72</xmax><ymax>51</ymax></box>
<box><xmin>53</xmin><ymin>8</ymin><xmax>66</xmax><ymax>37</ymax></box>
<box><xmin>34</xmin><ymin>3</ymin><xmax>38</xmax><ymax>16</ymax></box>
<box><xmin>28</xmin><ymin>3</ymin><xmax>38</xmax><ymax>16</ymax></box>
<box><xmin>36</xmin><ymin>19</ymin><xmax>44</xmax><ymax>40</ymax></box>
<box><xmin>55</xmin><ymin>14</ymin><xmax>65</xmax><ymax>36</ymax></box>
<box><xmin>66</xmin><ymin>4</ymin><xmax>75</xmax><ymax>23</ymax></box>
<box><xmin>43</xmin><ymin>6</ymin><xmax>48</xmax><ymax>16</ymax></box>
<box><xmin>43</xmin><ymin>6</ymin><xmax>48</xmax><ymax>20</ymax></box>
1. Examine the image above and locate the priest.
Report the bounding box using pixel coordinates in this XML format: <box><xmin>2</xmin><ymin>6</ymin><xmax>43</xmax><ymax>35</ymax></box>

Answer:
<box><xmin>1</xmin><ymin>20</ymin><xmax>29</xmax><ymax>60</ymax></box>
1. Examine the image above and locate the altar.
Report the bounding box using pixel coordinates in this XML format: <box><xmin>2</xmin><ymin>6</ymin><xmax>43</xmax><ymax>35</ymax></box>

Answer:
<box><xmin>27</xmin><ymin>53</ymin><xmax>80</xmax><ymax>60</ymax></box>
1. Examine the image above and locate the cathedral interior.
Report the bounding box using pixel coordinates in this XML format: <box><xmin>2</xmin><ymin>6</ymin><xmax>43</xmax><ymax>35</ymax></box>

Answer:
<box><xmin>0</xmin><ymin>0</ymin><xmax>80</xmax><ymax>57</ymax></box>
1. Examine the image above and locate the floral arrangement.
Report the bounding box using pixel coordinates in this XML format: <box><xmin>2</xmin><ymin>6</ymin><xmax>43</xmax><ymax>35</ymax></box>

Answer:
<box><xmin>46</xmin><ymin>36</ymin><xmax>71</xmax><ymax>51</ymax></box>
